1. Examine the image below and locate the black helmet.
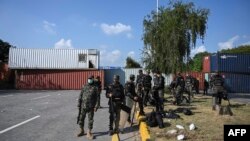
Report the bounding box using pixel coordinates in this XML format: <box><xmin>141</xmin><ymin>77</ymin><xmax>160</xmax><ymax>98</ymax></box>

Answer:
<box><xmin>129</xmin><ymin>74</ymin><xmax>135</xmax><ymax>80</ymax></box>
<box><xmin>139</xmin><ymin>69</ymin><xmax>143</xmax><ymax>73</ymax></box>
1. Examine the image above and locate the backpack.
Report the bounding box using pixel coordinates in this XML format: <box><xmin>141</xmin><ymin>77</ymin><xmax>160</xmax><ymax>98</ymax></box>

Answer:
<box><xmin>155</xmin><ymin>112</ymin><xmax>164</xmax><ymax>128</ymax></box>
<box><xmin>146</xmin><ymin>110</ymin><xmax>158</xmax><ymax>127</ymax></box>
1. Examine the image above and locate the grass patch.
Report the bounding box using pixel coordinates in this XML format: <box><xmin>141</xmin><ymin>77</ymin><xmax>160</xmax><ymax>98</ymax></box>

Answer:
<box><xmin>145</xmin><ymin>93</ymin><xmax>250</xmax><ymax>141</ymax></box>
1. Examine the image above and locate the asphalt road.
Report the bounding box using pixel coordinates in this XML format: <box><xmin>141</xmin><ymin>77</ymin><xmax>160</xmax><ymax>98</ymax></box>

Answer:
<box><xmin>0</xmin><ymin>90</ymin><xmax>140</xmax><ymax>141</ymax></box>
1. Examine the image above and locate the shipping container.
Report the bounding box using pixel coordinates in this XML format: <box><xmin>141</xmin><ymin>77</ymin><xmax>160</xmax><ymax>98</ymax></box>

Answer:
<box><xmin>104</xmin><ymin>69</ymin><xmax>125</xmax><ymax>86</ymax></box>
<box><xmin>179</xmin><ymin>72</ymin><xmax>205</xmax><ymax>90</ymax></box>
<box><xmin>202</xmin><ymin>56</ymin><xmax>211</xmax><ymax>72</ymax></box>
<box><xmin>222</xmin><ymin>73</ymin><xmax>250</xmax><ymax>93</ymax></box>
<box><xmin>210</xmin><ymin>53</ymin><xmax>250</xmax><ymax>74</ymax></box>
<box><xmin>0</xmin><ymin>63</ymin><xmax>9</xmax><ymax>80</ymax></box>
<box><xmin>9</xmin><ymin>48</ymin><xmax>100</xmax><ymax>69</ymax></box>
<box><xmin>14</xmin><ymin>69</ymin><xmax>104</xmax><ymax>90</ymax></box>
<box><xmin>204</xmin><ymin>72</ymin><xmax>250</xmax><ymax>93</ymax></box>
<box><xmin>104</xmin><ymin>68</ymin><xmax>173</xmax><ymax>87</ymax></box>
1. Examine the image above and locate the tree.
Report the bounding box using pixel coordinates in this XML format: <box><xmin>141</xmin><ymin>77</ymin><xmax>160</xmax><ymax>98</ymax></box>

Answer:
<box><xmin>188</xmin><ymin>52</ymin><xmax>210</xmax><ymax>72</ymax></box>
<box><xmin>220</xmin><ymin>45</ymin><xmax>250</xmax><ymax>53</ymax></box>
<box><xmin>142</xmin><ymin>1</ymin><xmax>209</xmax><ymax>74</ymax></box>
<box><xmin>125</xmin><ymin>57</ymin><xmax>141</xmax><ymax>68</ymax></box>
<box><xmin>0</xmin><ymin>39</ymin><xmax>13</xmax><ymax>63</ymax></box>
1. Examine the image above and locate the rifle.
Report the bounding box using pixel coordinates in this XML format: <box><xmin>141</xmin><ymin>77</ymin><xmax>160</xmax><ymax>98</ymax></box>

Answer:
<box><xmin>77</xmin><ymin>104</ymin><xmax>81</xmax><ymax>124</ymax></box>
<box><xmin>110</xmin><ymin>96</ymin><xmax>116</xmax><ymax>122</ymax></box>
<box><xmin>227</xmin><ymin>98</ymin><xmax>233</xmax><ymax>116</ymax></box>
<box><xmin>130</xmin><ymin>99</ymin><xmax>137</xmax><ymax>127</ymax></box>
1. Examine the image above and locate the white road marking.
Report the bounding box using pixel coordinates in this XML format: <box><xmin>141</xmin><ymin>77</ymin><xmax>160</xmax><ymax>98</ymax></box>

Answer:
<box><xmin>0</xmin><ymin>95</ymin><xmax>13</xmax><ymax>98</ymax></box>
<box><xmin>57</xmin><ymin>93</ymin><xmax>61</xmax><ymax>96</ymax></box>
<box><xmin>0</xmin><ymin>115</ymin><xmax>40</xmax><ymax>134</ymax></box>
<box><xmin>31</xmin><ymin>95</ymin><xmax>50</xmax><ymax>100</ymax></box>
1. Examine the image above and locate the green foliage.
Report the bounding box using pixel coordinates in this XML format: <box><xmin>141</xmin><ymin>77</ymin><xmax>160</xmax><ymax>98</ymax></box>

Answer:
<box><xmin>142</xmin><ymin>1</ymin><xmax>209</xmax><ymax>74</ymax></box>
<box><xmin>0</xmin><ymin>39</ymin><xmax>13</xmax><ymax>63</ymax></box>
<box><xmin>188</xmin><ymin>52</ymin><xmax>210</xmax><ymax>72</ymax></box>
<box><xmin>220</xmin><ymin>45</ymin><xmax>250</xmax><ymax>53</ymax></box>
<box><xmin>125</xmin><ymin>57</ymin><xmax>141</xmax><ymax>68</ymax></box>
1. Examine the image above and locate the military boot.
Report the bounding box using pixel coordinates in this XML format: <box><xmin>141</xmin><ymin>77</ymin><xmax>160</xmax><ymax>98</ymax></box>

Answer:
<box><xmin>77</xmin><ymin>127</ymin><xmax>85</xmax><ymax>137</ymax></box>
<box><xmin>87</xmin><ymin>130</ymin><xmax>94</xmax><ymax>140</ymax></box>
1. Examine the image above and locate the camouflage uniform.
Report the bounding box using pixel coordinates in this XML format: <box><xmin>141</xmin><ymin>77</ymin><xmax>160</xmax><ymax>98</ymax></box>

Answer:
<box><xmin>136</xmin><ymin>70</ymin><xmax>144</xmax><ymax>97</ymax></box>
<box><xmin>210</xmin><ymin>74</ymin><xmax>225</xmax><ymax>110</ymax></box>
<box><xmin>78</xmin><ymin>84</ymin><xmax>98</xmax><ymax>130</ymax></box>
<box><xmin>175</xmin><ymin>74</ymin><xmax>185</xmax><ymax>105</ymax></box>
<box><xmin>125</xmin><ymin>79</ymin><xmax>144</xmax><ymax>115</ymax></box>
<box><xmin>152</xmin><ymin>74</ymin><xmax>164</xmax><ymax>112</ymax></box>
<box><xmin>185</xmin><ymin>75</ymin><xmax>194</xmax><ymax>101</ymax></box>
<box><xmin>94</xmin><ymin>78</ymin><xmax>102</xmax><ymax>107</ymax></box>
<box><xmin>142</xmin><ymin>74</ymin><xmax>152</xmax><ymax>106</ymax></box>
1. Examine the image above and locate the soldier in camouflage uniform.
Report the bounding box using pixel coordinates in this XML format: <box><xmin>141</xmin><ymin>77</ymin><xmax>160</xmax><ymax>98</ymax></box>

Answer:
<box><xmin>210</xmin><ymin>72</ymin><xmax>225</xmax><ymax>110</ymax></box>
<box><xmin>77</xmin><ymin>75</ymin><xmax>98</xmax><ymax>140</ymax></box>
<box><xmin>94</xmin><ymin>76</ymin><xmax>102</xmax><ymax>108</ymax></box>
<box><xmin>152</xmin><ymin>70</ymin><xmax>164</xmax><ymax>112</ymax></box>
<box><xmin>125</xmin><ymin>74</ymin><xmax>145</xmax><ymax>117</ymax></box>
<box><xmin>185</xmin><ymin>74</ymin><xmax>194</xmax><ymax>102</ymax></box>
<box><xmin>106</xmin><ymin>75</ymin><xmax>125</xmax><ymax>135</ymax></box>
<box><xmin>174</xmin><ymin>73</ymin><xmax>185</xmax><ymax>105</ymax></box>
<box><xmin>142</xmin><ymin>70</ymin><xmax>152</xmax><ymax>106</ymax></box>
<box><xmin>136</xmin><ymin>69</ymin><xmax>144</xmax><ymax>98</ymax></box>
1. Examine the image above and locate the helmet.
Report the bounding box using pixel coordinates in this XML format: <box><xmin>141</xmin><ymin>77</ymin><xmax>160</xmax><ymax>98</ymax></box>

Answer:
<box><xmin>129</xmin><ymin>74</ymin><xmax>135</xmax><ymax>80</ymax></box>
<box><xmin>113</xmin><ymin>75</ymin><xmax>120</xmax><ymax>80</ymax></box>
<box><xmin>139</xmin><ymin>69</ymin><xmax>143</xmax><ymax>74</ymax></box>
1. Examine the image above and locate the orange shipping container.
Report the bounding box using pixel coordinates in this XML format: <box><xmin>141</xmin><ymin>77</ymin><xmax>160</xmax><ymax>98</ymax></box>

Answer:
<box><xmin>178</xmin><ymin>72</ymin><xmax>205</xmax><ymax>90</ymax></box>
<box><xmin>202</xmin><ymin>56</ymin><xmax>211</xmax><ymax>73</ymax></box>
<box><xmin>14</xmin><ymin>69</ymin><xmax>104</xmax><ymax>90</ymax></box>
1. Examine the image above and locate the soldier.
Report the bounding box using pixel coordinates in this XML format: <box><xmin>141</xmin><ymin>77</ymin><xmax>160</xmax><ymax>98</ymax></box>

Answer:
<box><xmin>77</xmin><ymin>75</ymin><xmax>98</xmax><ymax>140</ymax></box>
<box><xmin>210</xmin><ymin>72</ymin><xmax>225</xmax><ymax>110</ymax></box>
<box><xmin>203</xmin><ymin>79</ymin><xmax>209</xmax><ymax>95</ymax></box>
<box><xmin>94</xmin><ymin>76</ymin><xmax>102</xmax><ymax>108</ymax></box>
<box><xmin>185</xmin><ymin>74</ymin><xmax>194</xmax><ymax>102</ymax></box>
<box><xmin>136</xmin><ymin>69</ymin><xmax>144</xmax><ymax>98</ymax></box>
<box><xmin>106</xmin><ymin>75</ymin><xmax>125</xmax><ymax>135</ymax></box>
<box><xmin>142</xmin><ymin>70</ymin><xmax>152</xmax><ymax>106</ymax></box>
<box><xmin>125</xmin><ymin>74</ymin><xmax>145</xmax><ymax>118</ymax></box>
<box><xmin>174</xmin><ymin>73</ymin><xmax>185</xmax><ymax>105</ymax></box>
<box><xmin>152</xmin><ymin>70</ymin><xmax>164</xmax><ymax>112</ymax></box>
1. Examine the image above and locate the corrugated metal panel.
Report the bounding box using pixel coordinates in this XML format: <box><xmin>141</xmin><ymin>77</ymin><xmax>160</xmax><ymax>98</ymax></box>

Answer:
<box><xmin>222</xmin><ymin>73</ymin><xmax>250</xmax><ymax>93</ymax></box>
<box><xmin>210</xmin><ymin>54</ymin><xmax>219</xmax><ymax>72</ymax></box>
<box><xmin>202</xmin><ymin>56</ymin><xmax>210</xmax><ymax>72</ymax></box>
<box><xmin>8</xmin><ymin>48</ymin><xmax>100</xmax><ymax>69</ymax></box>
<box><xmin>15</xmin><ymin>69</ymin><xmax>104</xmax><ymax>90</ymax></box>
<box><xmin>0</xmin><ymin>63</ymin><xmax>8</xmax><ymax>80</ymax></box>
<box><xmin>104</xmin><ymin>68</ymin><xmax>173</xmax><ymax>87</ymax></box>
<box><xmin>180</xmin><ymin>72</ymin><xmax>205</xmax><ymax>90</ymax></box>
<box><xmin>210</xmin><ymin>53</ymin><xmax>250</xmax><ymax>74</ymax></box>
<box><xmin>124</xmin><ymin>68</ymin><xmax>142</xmax><ymax>83</ymax></box>
<box><xmin>123</xmin><ymin>68</ymin><xmax>173</xmax><ymax>86</ymax></box>
<box><xmin>104</xmin><ymin>69</ymin><xmax>125</xmax><ymax>86</ymax></box>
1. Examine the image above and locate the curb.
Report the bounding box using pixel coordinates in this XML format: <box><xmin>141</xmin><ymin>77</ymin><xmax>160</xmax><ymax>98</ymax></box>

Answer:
<box><xmin>136</xmin><ymin>111</ymin><xmax>151</xmax><ymax>141</ymax></box>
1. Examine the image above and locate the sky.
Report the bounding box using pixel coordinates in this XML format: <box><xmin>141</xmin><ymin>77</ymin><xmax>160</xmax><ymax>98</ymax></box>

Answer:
<box><xmin>0</xmin><ymin>0</ymin><xmax>250</xmax><ymax>67</ymax></box>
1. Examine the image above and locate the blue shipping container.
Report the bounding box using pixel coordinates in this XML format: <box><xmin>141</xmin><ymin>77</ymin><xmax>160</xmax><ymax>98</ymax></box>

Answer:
<box><xmin>210</xmin><ymin>53</ymin><xmax>250</xmax><ymax>74</ymax></box>
<box><xmin>223</xmin><ymin>73</ymin><xmax>250</xmax><ymax>93</ymax></box>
